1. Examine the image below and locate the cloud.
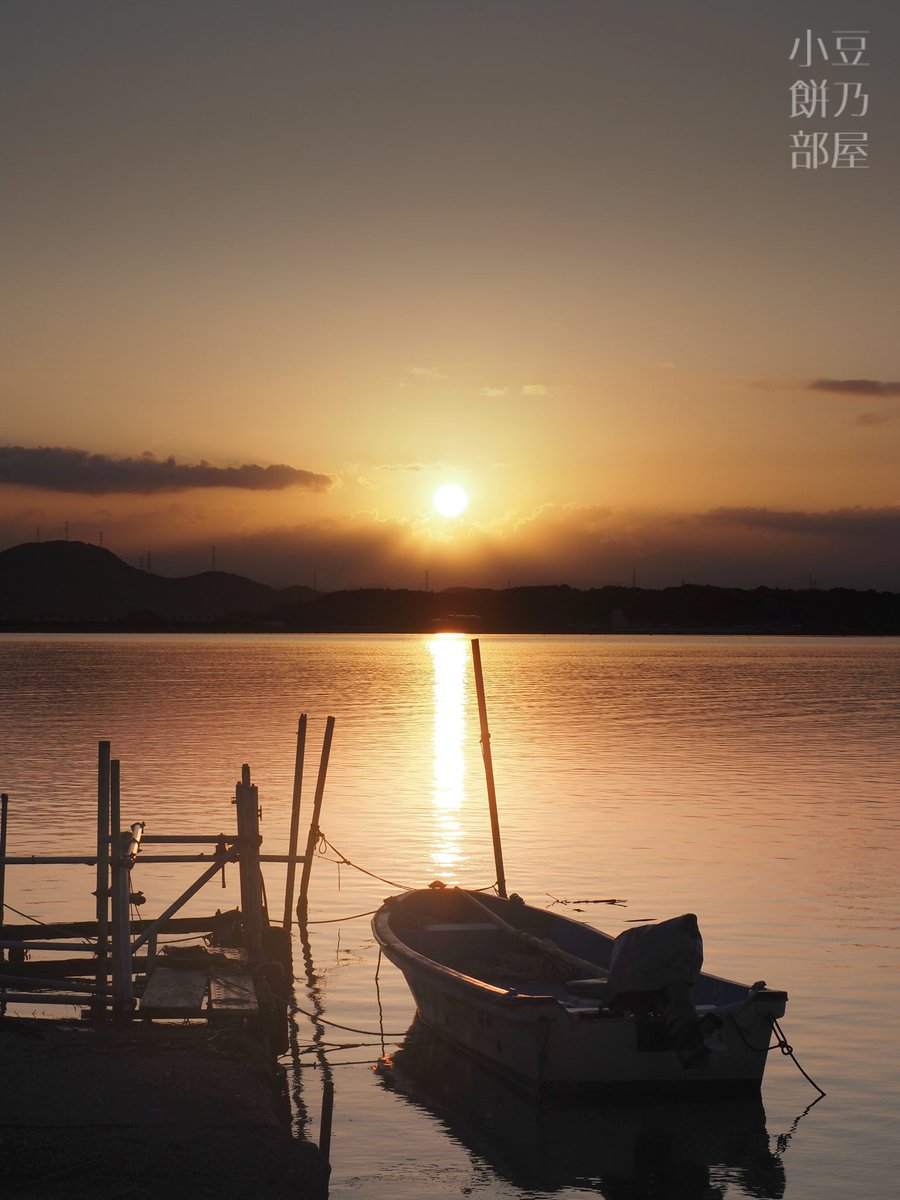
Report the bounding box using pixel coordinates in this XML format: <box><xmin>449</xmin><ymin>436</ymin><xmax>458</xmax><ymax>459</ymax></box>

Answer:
<box><xmin>480</xmin><ymin>386</ymin><xmax>507</xmax><ymax>398</ymax></box>
<box><xmin>407</xmin><ymin>366</ymin><xmax>448</xmax><ymax>380</ymax></box>
<box><xmin>5</xmin><ymin>499</ymin><xmax>900</xmax><ymax>592</ymax></box>
<box><xmin>856</xmin><ymin>409</ymin><xmax>900</xmax><ymax>427</ymax></box>
<box><xmin>521</xmin><ymin>384</ymin><xmax>549</xmax><ymax>396</ymax></box>
<box><xmin>0</xmin><ymin>446</ymin><xmax>334</xmax><ymax>496</ymax></box>
<box><xmin>703</xmin><ymin>505</ymin><xmax>900</xmax><ymax>539</ymax></box>
<box><xmin>808</xmin><ymin>378</ymin><xmax>900</xmax><ymax>397</ymax></box>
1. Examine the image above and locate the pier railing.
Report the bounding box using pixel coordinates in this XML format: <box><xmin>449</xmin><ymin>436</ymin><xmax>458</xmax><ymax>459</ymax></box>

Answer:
<box><xmin>0</xmin><ymin>716</ymin><xmax>333</xmax><ymax>1024</ymax></box>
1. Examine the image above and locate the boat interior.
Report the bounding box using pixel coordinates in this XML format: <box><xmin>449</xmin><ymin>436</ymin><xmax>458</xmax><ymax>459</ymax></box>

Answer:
<box><xmin>386</xmin><ymin>887</ymin><xmax>762</xmax><ymax>1011</ymax></box>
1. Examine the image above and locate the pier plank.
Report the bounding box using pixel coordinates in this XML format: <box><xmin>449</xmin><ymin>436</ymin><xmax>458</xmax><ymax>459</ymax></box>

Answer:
<box><xmin>208</xmin><ymin>971</ymin><xmax>259</xmax><ymax>1017</ymax></box>
<box><xmin>140</xmin><ymin>966</ymin><xmax>207</xmax><ymax>1017</ymax></box>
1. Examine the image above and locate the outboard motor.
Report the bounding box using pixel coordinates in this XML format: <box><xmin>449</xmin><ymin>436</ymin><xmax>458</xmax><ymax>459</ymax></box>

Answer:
<box><xmin>606</xmin><ymin>914</ymin><xmax>708</xmax><ymax>1069</ymax></box>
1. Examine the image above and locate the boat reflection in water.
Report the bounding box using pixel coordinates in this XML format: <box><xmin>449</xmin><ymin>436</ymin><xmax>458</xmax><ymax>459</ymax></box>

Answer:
<box><xmin>376</xmin><ymin>1018</ymin><xmax>786</xmax><ymax>1198</ymax></box>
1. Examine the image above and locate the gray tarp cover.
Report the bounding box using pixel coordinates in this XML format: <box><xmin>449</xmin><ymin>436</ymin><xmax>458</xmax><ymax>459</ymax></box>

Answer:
<box><xmin>607</xmin><ymin>913</ymin><xmax>704</xmax><ymax>995</ymax></box>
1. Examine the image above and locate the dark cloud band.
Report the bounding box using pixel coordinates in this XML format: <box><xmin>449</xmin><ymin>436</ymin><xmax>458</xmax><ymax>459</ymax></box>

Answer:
<box><xmin>0</xmin><ymin>445</ymin><xmax>333</xmax><ymax>495</ymax></box>
<box><xmin>809</xmin><ymin>378</ymin><xmax>900</xmax><ymax>397</ymax></box>
<box><xmin>704</xmin><ymin>505</ymin><xmax>900</xmax><ymax>538</ymax></box>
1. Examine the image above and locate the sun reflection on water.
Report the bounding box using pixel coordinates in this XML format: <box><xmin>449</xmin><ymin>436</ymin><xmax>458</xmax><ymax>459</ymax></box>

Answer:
<box><xmin>427</xmin><ymin>635</ymin><xmax>469</xmax><ymax>879</ymax></box>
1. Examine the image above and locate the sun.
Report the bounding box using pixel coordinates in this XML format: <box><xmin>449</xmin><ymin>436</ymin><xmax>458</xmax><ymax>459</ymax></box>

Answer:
<box><xmin>433</xmin><ymin>483</ymin><xmax>469</xmax><ymax>518</ymax></box>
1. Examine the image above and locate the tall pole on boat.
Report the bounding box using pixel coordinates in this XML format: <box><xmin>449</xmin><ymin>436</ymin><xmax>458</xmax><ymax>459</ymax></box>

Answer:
<box><xmin>471</xmin><ymin>639</ymin><xmax>507</xmax><ymax>898</ymax></box>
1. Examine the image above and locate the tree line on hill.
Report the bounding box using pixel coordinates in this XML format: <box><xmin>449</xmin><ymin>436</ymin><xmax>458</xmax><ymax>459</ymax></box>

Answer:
<box><xmin>2</xmin><ymin>539</ymin><xmax>899</xmax><ymax>634</ymax></box>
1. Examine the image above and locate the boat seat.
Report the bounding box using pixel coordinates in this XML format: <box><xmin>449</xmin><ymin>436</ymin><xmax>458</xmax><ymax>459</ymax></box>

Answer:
<box><xmin>421</xmin><ymin>922</ymin><xmax>498</xmax><ymax>932</ymax></box>
<box><xmin>567</xmin><ymin>977</ymin><xmax>612</xmax><ymax>1001</ymax></box>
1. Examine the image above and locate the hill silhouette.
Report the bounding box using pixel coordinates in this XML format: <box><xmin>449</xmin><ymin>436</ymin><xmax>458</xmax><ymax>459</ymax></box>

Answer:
<box><xmin>0</xmin><ymin>541</ymin><xmax>314</xmax><ymax>622</ymax></box>
<box><xmin>2</xmin><ymin>540</ymin><xmax>900</xmax><ymax>633</ymax></box>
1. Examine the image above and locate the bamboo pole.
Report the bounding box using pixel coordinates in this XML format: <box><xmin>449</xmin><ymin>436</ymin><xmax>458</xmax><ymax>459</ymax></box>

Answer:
<box><xmin>0</xmin><ymin>973</ymin><xmax>108</xmax><ymax>994</ymax></box>
<box><xmin>0</xmin><ymin>992</ymin><xmax>111</xmax><ymax>1007</ymax></box>
<box><xmin>4</xmin><ymin>856</ymin><xmax>102</xmax><ymax>865</ymax></box>
<box><xmin>283</xmin><ymin>714</ymin><xmax>307</xmax><ymax>930</ymax></box>
<box><xmin>1</xmin><ymin>853</ymin><xmax>307</xmax><ymax>865</ymax></box>
<box><xmin>131</xmin><ymin>859</ymin><xmax>232</xmax><ymax>954</ymax></box>
<box><xmin>0</xmin><ymin>941</ymin><xmax>106</xmax><ymax>952</ymax></box>
<box><xmin>94</xmin><ymin>741</ymin><xmax>111</xmax><ymax>1017</ymax></box>
<box><xmin>0</xmin><ymin>955</ymin><xmax>149</xmax><ymax>977</ymax></box>
<box><xmin>2</xmin><ymin>915</ymin><xmax>236</xmax><ymax>939</ymax></box>
<box><xmin>138</xmin><ymin>834</ymin><xmax>233</xmax><ymax>843</ymax></box>
<box><xmin>471</xmin><ymin>639</ymin><xmax>507</xmax><ymax>898</ymax></box>
<box><xmin>455</xmin><ymin>887</ymin><xmax>604</xmax><ymax>976</ymax></box>
<box><xmin>3</xmin><ymin>855</ymin><xmax>222</xmax><ymax>865</ymax></box>
<box><xmin>297</xmin><ymin>716</ymin><xmax>335</xmax><ymax>918</ymax></box>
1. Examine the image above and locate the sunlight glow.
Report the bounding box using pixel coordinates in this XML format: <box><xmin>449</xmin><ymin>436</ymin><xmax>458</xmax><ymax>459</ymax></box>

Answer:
<box><xmin>427</xmin><ymin>635</ymin><xmax>468</xmax><ymax>876</ymax></box>
<box><xmin>433</xmin><ymin>483</ymin><xmax>469</xmax><ymax>518</ymax></box>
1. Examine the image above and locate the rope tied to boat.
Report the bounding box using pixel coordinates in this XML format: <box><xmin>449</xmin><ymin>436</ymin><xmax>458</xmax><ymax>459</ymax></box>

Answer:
<box><xmin>730</xmin><ymin>1011</ymin><xmax>826</xmax><ymax>1097</ymax></box>
<box><xmin>312</xmin><ymin>833</ymin><xmax>499</xmax><ymax>898</ymax></box>
<box><xmin>315</xmin><ymin>832</ymin><xmax>417</xmax><ymax>893</ymax></box>
<box><xmin>772</xmin><ymin>1016</ymin><xmax>826</xmax><ymax>1096</ymax></box>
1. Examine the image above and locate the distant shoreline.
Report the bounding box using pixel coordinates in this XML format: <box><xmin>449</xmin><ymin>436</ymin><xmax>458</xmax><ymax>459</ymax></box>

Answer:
<box><xmin>3</xmin><ymin>541</ymin><xmax>900</xmax><ymax>635</ymax></box>
<box><xmin>1</xmin><ymin>621</ymin><xmax>898</xmax><ymax>637</ymax></box>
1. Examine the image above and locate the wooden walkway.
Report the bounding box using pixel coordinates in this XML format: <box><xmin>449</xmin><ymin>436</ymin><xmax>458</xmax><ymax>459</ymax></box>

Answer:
<box><xmin>140</xmin><ymin>946</ymin><xmax>259</xmax><ymax>1021</ymax></box>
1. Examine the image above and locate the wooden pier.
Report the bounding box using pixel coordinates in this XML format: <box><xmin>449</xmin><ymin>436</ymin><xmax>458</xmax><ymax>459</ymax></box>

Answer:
<box><xmin>0</xmin><ymin>721</ymin><xmax>330</xmax><ymax>1036</ymax></box>
<box><xmin>0</xmin><ymin>718</ymin><xmax>335</xmax><ymax>1198</ymax></box>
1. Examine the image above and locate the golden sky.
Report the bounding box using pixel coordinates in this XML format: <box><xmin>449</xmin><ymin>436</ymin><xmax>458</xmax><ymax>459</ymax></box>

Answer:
<box><xmin>2</xmin><ymin>2</ymin><xmax>899</xmax><ymax>588</ymax></box>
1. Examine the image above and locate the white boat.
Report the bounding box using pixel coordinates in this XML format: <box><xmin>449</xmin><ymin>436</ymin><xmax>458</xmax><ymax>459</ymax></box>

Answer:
<box><xmin>372</xmin><ymin>885</ymin><xmax>788</xmax><ymax>1095</ymax></box>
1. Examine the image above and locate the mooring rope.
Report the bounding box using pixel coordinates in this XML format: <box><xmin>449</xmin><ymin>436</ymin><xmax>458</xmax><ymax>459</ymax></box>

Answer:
<box><xmin>302</xmin><ymin>908</ymin><xmax>380</xmax><ymax>925</ymax></box>
<box><xmin>291</xmin><ymin>1003</ymin><xmax>408</xmax><ymax>1038</ymax></box>
<box><xmin>730</xmin><ymin>1012</ymin><xmax>826</xmax><ymax>1096</ymax></box>
<box><xmin>313</xmin><ymin>832</ymin><xmax>499</xmax><ymax>901</ymax></box>
<box><xmin>315</xmin><ymin>834</ymin><xmax>418</xmax><ymax>892</ymax></box>
<box><xmin>1</xmin><ymin>901</ymin><xmax>94</xmax><ymax>945</ymax></box>
<box><xmin>771</xmin><ymin>1016</ymin><xmax>827</xmax><ymax>1096</ymax></box>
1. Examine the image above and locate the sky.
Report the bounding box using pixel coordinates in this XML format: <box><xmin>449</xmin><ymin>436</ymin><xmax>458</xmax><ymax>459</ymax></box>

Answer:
<box><xmin>2</xmin><ymin>1</ymin><xmax>899</xmax><ymax>591</ymax></box>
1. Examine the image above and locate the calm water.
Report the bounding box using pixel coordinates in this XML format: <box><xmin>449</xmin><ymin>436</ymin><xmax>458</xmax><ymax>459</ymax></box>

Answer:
<box><xmin>1</xmin><ymin>633</ymin><xmax>898</xmax><ymax>1199</ymax></box>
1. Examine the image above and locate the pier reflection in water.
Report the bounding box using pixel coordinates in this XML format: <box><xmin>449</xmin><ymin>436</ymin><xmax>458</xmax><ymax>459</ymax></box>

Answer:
<box><xmin>377</xmin><ymin>1019</ymin><xmax>786</xmax><ymax>1199</ymax></box>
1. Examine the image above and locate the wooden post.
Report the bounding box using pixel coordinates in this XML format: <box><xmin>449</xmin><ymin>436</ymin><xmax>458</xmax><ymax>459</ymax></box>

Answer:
<box><xmin>94</xmin><ymin>741</ymin><xmax>111</xmax><ymax>1018</ymax></box>
<box><xmin>0</xmin><ymin>793</ymin><xmax>7</xmax><ymax>972</ymax></box>
<box><xmin>319</xmin><ymin>1076</ymin><xmax>335</xmax><ymax>1166</ymax></box>
<box><xmin>0</xmin><ymin>794</ymin><xmax>7</xmax><ymax>907</ymax></box>
<box><xmin>297</xmin><ymin>716</ymin><xmax>335</xmax><ymax>919</ymax></box>
<box><xmin>471</xmin><ymin>639</ymin><xmax>507</xmax><ymax>898</ymax></box>
<box><xmin>234</xmin><ymin>764</ymin><xmax>264</xmax><ymax>959</ymax></box>
<box><xmin>282</xmin><ymin>714</ymin><xmax>307</xmax><ymax>930</ymax></box>
<box><xmin>109</xmin><ymin>759</ymin><xmax>134</xmax><ymax>1018</ymax></box>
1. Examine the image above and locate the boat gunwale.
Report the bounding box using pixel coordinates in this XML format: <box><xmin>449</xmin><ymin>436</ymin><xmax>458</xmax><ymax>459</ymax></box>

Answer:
<box><xmin>372</xmin><ymin>896</ymin><xmax>567</xmax><ymax>1009</ymax></box>
<box><xmin>373</xmin><ymin>890</ymin><xmax>787</xmax><ymax>1012</ymax></box>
